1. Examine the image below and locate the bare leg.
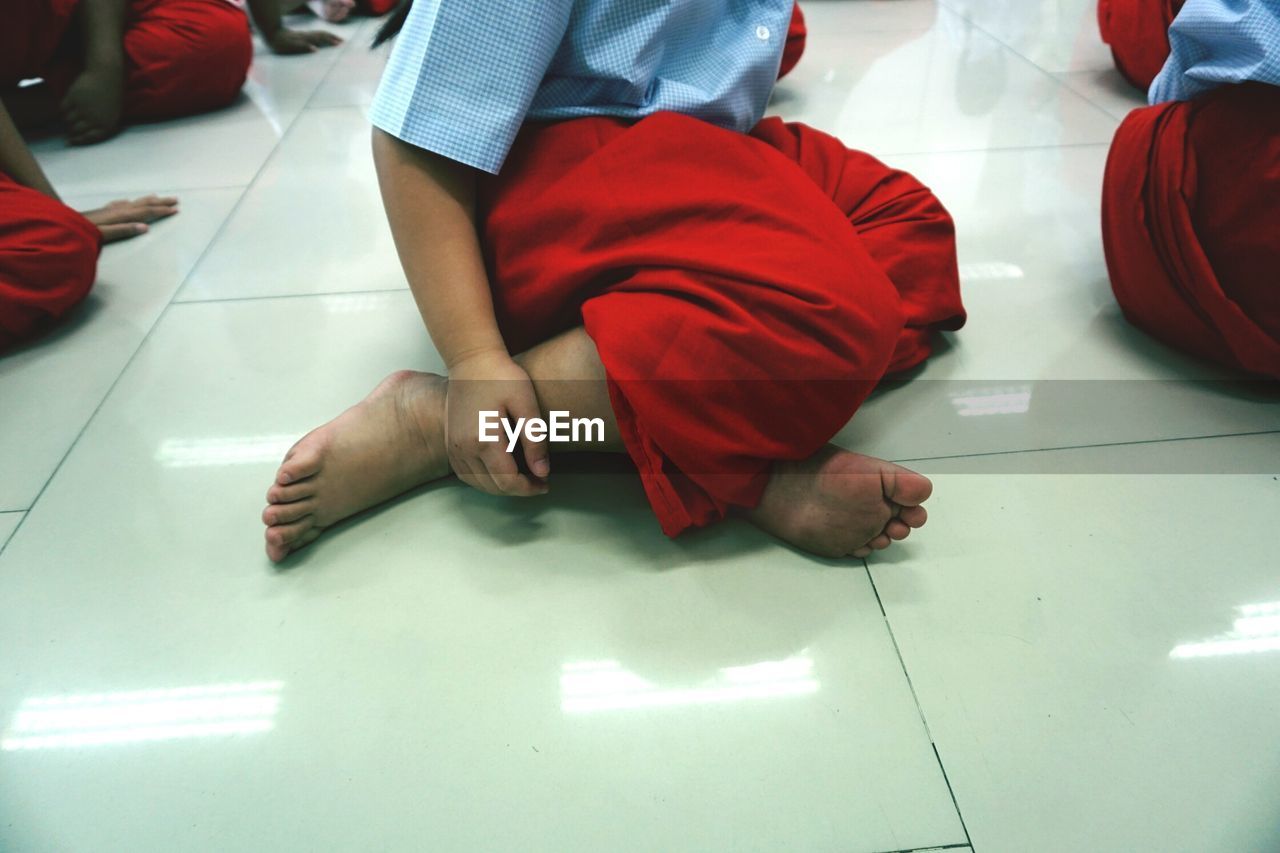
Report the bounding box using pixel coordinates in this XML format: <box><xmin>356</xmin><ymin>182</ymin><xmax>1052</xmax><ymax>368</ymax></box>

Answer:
<box><xmin>263</xmin><ymin>326</ymin><xmax>931</xmax><ymax>561</ymax></box>
<box><xmin>512</xmin><ymin>326</ymin><xmax>623</xmax><ymax>453</ymax></box>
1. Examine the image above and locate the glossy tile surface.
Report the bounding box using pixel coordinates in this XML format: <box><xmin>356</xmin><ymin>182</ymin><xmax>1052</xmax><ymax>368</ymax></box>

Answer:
<box><xmin>0</xmin><ymin>296</ymin><xmax>964</xmax><ymax>851</ymax></box>
<box><xmin>3</xmin><ymin>1</ymin><xmax>1278</xmax><ymax>851</ymax></box>
<box><xmin>771</xmin><ymin>6</ymin><xmax>1118</xmax><ymax>155</ymax></box>
<box><xmin>1053</xmin><ymin>69</ymin><xmax>1148</xmax><ymax>120</ymax></box>
<box><xmin>308</xmin><ymin>18</ymin><xmax>392</xmax><ymax>109</ymax></box>
<box><xmin>945</xmin><ymin>0</ymin><xmax>1113</xmax><ymax>73</ymax></box>
<box><xmin>176</xmin><ymin>108</ymin><xmax>402</xmax><ymax>302</ymax></box>
<box><xmin>868</xmin><ymin>460</ymin><xmax>1280</xmax><ymax>852</ymax></box>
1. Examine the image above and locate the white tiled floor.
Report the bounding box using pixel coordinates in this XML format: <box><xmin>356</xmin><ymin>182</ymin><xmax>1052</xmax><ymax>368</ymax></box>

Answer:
<box><xmin>1</xmin><ymin>3</ymin><xmax>1277</xmax><ymax>852</ymax></box>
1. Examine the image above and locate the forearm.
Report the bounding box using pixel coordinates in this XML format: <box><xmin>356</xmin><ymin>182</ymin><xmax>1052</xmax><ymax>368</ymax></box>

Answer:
<box><xmin>373</xmin><ymin>128</ymin><xmax>507</xmax><ymax>367</ymax></box>
<box><xmin>77</xmin><ymin>0</ymin><xmax>128</xmax><ymax>72</ymax></box>
<box><xmin>0</xmin><ymin>104</ymin><xmax>58</xmax><ymax>199</ymax></box>
<box><xmin>246</xmin><ymin>0</ymin><xmax>284</xmax><ymax>40</ymax></box>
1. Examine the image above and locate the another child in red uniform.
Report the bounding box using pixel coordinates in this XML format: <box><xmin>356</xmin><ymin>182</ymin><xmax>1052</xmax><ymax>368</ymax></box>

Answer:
<box><xmin>1</xmin><ymin>0</ymin><xmax>341</xmax><ymax>146</ymax></box>
<box><xmin>0</xmin><ymin>103</ymin><xmax>177</xmax><ymax>351</ymax></box>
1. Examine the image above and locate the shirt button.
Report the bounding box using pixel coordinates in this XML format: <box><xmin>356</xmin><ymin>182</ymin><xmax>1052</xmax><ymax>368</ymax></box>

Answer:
<box><xmin>756</xmin><ymin>25</ymin><xmax>770</xmax><ymax>40</ymax></box>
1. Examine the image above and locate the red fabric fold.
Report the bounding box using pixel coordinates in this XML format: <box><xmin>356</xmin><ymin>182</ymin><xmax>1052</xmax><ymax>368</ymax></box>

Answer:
<box><xmin>0</xmin><ymin>172</ymin><xmax>102</xmax><ymax>352</ymax></box>
<box><xmin>121</xmin><ymin>0</ymin><xmax>252</xmax><ymax>120</ymax></box>
<box><xmin>1096</xmin><ymin>0</ymin><xmax>1183</xmax><ymax>92</ymax></box>
<box><xmin>479</xmin><ymin>113</ymin><xmax>964</xmax><ymax>535</ymax></box>
<box><xmin>778</xmin><ymin>3</ymin><xmax>807</xmax><ymax>80</ymax></box>
<box><xmin>1101</xmin><ymin>83</ymin><xmax>1280</xmax><ymax>378</ymax></box>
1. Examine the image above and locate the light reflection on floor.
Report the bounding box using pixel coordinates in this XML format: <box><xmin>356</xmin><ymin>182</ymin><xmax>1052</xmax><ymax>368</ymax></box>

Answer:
<box><xmin>560</xmin><ymin>653</ymin><xmax>819</xmax><ymax>713</ymax></box>
<box><xmin>2</xmin><ymin>681</ymin><xmax>283</xmax><ymax>751</ymax></box>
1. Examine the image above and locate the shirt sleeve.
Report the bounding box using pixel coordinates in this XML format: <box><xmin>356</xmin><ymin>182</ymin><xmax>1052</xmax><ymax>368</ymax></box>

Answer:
<box><xmin>370</xmin><ymin>0</ymin><xmax>575</xmax><ymax>174</ymax></box>
<box><xmin>1149</xmin><ymin>0</ymin><xmax>1280</xmax><ymax>104</ymax></box>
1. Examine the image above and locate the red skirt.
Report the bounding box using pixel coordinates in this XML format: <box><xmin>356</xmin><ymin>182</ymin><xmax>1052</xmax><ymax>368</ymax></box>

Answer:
<box><xmin>1096</xmin><ymin>0</ymin><xmax>1183</xmax><ymax>92</ymax></box>
<box><xmin>0</xmin><ymin>173</ymin><xmax>102</xmax><ymax>351</ymax></box>
<box><xmin>479</xmin><ymin>114</ymin><xmax>965</xmax><ymax>535</ymax></box>
<box><xmin>1102</xmin><ymin>83</ymin><xmax>1280</xmax><ymax>378</ymax></box>
<box><xmin>778</xmin><ymin>3</ymin><xmax>807</xmax><ymax>80</ymax></box>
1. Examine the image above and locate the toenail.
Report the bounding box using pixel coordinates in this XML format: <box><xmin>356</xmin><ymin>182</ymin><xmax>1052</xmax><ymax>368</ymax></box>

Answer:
<box><xmin>280</xmin><ymin>473</ymin><xmax>292</xmax><ymax>484</ymax></box>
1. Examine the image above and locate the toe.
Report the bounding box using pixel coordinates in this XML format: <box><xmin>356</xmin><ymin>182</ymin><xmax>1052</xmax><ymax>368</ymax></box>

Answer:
<box><xmin>887</xmin><ymin>466</ymin><xmax>933</xmax><ymax>506</ymax></box>
<box><xmin>266</xmin><ymin>540</ymin><xmax>290</xmax><ymax>563</ymax></box>
<box><xmin>852</xmin><ymin>545</ymin><xmax>872</xmax><ymax>558</ymax></box>
<box><xmin>886</xmin><ymin>519</ymin><xmax>911</xmax><ymax>540</ymax></box>
<box><xmin>899</xmin><ymin>504</ymin><xmax>928</xmax><ymax>528</ymax></box>
<box><xmin>869</xmin><ymin>534</ymin><xmax>892</xmax><ymax>550</ymax></box>
<box><xmin>278</xmin><ymin>443</ymin><xmax>323</xmax><ymax>485</ymax></box>
<box><xmin>267</xmin><ymin>518</ymin><xmax>315</xmax><ymax>548</ymax></box>
<box><xmin>266</xmin><ymin>481</ymin><xmax>316</xmax><ymax>505</ymax></box>
<box><xmin>293</xmin><ymin>527</ymin><xmax>323</xmax><ymax>552</ymax></box>
<box><xmin>262</xmin><ymin>500</ymin><xmax>315</xmax><ymax>526</ymax></box>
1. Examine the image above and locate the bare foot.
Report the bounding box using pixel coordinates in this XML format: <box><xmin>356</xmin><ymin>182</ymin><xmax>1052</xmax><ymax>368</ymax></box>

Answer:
<box><xmin>747</xmin><ymin>446</ymin><xmax>932</xmax><ymax>559</ymax></box>
<box><xmin>262</xmin><ymin>370</ymin><xmax>449</xmax><ymax>562</ymax></box>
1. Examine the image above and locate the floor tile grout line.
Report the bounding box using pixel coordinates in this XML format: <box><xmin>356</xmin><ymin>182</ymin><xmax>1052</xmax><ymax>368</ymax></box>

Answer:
<box><xmin>932</xmin><ymin>0</ymin><xmax>1125</xmax><ymax>126</ymax></box>
<box><xmin>930</xmin><ymin>742</ymin><xmax>977</xmax><ymax>852</ymax></box>
<box><xmin>174</xmin><ymin>286</ymin><xmax>407</xmax><ymax>306</ymax></box>
<box><xmin>65</xmin><ymin>183</ymin><xmax>255</xmax><ymax>203</ymax></box>
<box><xmin>1048</xmin><ymin>71</ymin><xmax>1135</xmax><ymax>122</ymax></box>
<box><xmin>864</xmin><ymin>561</ymin><xmax>934</xmax><ymax>741</ymax></box>
<box><xmin>0</xmin><ymin>511</ymin><xmax>25</xmax><ymax>559</ymax></box>
<box><xmin>298</xmin><ymin>18</ymin><xmax>370</xmax><ymax>112</ymax></box>
<box><xmin>864</xmin><ymin>561</ymin><xmax>975</xmax><ymax>849</ymax></box>
<box><xmin>4</xmin><ymin>46</ymin><xmax>339</xmax><ymax>553</ymax></box>
<box><xmin>892</xmin><ymin>429</ymin><xmax>1280</xmax><ymax>465</ymax></box>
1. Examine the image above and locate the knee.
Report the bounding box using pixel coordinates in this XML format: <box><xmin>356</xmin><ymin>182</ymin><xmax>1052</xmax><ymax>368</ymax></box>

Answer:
<box><xmin>125</xmin><ymin>6</ymin><xmax>251</xmax><ymax>117</ymax></box>
<box><xmin>0</xmin><ymin>198</ymin><xmax>101</xmax><ymax>343</ymax></box>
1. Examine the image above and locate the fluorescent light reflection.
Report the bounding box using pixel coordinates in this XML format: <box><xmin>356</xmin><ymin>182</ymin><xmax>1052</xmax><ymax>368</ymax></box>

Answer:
<box><xmin>2</xmin><ymin>681</ymin><xmax>283</xmax><ymax>751</ymax></box>
<box><xmin>949</xmin><ymin>385</ymin><xmax>1032</xmax><ymax>417</ymax></box>
<box><xmin>155</xmin><ymin>435</ymin><xmax>295</xmax><ymax>467</ymax></box>
<box><xmin>1170</xmin><ymin>601</ymin><xmax>1280</xmax><ymax>659</ymax></box>
<box><xmin>320</xmin><ymin>293</ymin><xmax>398</xmax><ymax>314</ymax></box>
<box><xmin>560</xmin><ymin>654</ymin><xmax>819</xmax><ymax>714</ymax></box>
<box><xmin>958</xmin><ymin>261</ymin><xmax>1024</xmax><ymax>282</ymax></box>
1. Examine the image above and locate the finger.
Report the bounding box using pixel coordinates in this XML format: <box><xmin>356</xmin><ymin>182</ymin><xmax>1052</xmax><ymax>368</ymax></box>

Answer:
<box><xmin>66</xmin><ymin>118</ymin><xmax>93</xmax><ymax>139</ymax></box>
<box><xmin>455</xmin><ymin>456</ymin><xmax>502</xmax><ymax>497</ymax></box>
<box><xmin>71</xmin><ymin>127</ymin><xmax>109</xmax><ymax>146</ymax></box>
<box><xmin>135</xmin><ymin>203</ymin><xmax>179</xmax><ymax>222</ymax></box>
<box><xmin>94</xmin><ymin>206</ymin><xmax>141</xmax><ymax>225</ymax></box>
<box><xmin>452</xmin><ymin>456</ymin><xmax>491</xmax><ymax>496</ymax></box>
<box><xmin>481</xmin><ymin>448</ymin><xmax>542</xmax><ymax>497</ymax></box>
<box><xmin>99</xmin><ymin>222</ymin><xmax>148</xmax><ymax>243</ymax></box>
<box><xmin>134</xmin><ymin>195</ymin><xmax>179</xmax><ymax>207</ymax></box>
<box><xmin>99</xmin><ymin>204</ymin><xmax>174</xmax><ymax>225</ymax></box>
<box><xmin>506</xmin><ymin>396</ymin><xmax>551</xmax><ymax>481</ymax></box>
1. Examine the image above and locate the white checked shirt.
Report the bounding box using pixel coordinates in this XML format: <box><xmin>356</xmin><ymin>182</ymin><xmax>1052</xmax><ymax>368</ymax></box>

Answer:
<box><xmin>370</xmin><ymin>0</ymin><xmax>793</xmax><ymax>174</ymax></box>
<box><xmin>1150</xmin><ymin>0</ymin><xmax>1280</xmax><ymax>103</ymax></box>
